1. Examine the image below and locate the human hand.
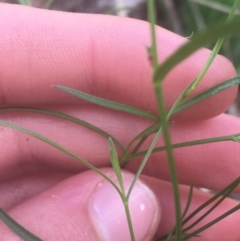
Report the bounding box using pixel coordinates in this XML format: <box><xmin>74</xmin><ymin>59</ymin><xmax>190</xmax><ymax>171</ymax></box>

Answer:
<box><xmin>0</xmin><ymin>3</ymin><xmax>239</xmax><ymax>241</ymax></box>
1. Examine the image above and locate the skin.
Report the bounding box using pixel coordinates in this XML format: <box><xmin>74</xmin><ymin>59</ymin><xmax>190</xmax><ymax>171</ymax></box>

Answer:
<box><xmin>0</xmin><ymin>3</ymin><xmax>240</xmax><ymax>241</ymax></box>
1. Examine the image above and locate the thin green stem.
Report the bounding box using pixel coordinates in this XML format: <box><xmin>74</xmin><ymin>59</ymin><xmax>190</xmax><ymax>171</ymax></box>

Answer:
<box><xmin>18</xmin><ymin>0</ymin><xmax>32</xmax><ymax>5</ymax></box>
<box><xmin>155</xmin><ymin>85</ymin><xmax>182</xmax><ymax>240</ymax></box>
<box><xmin>124</xmin><ymin>133</ymin><xmax>240</xmax><ymax>163</ymax></box>
<box><xmin>0</xmin><ymin>120</ymin><xmax>122</xmax><ymax>197</ymax></box>
<box><xmin>158</xmin><ymin>177</ymin><xmax>240</xmax><ymax>240</ymax></box>
<box><xmin>130</xmin><ymin>136</ymin><xmax>148</xmax><ymax>154</ymax></box>
<box><xmin>183</xmin><ymin>186</ymin><xmax>235</xmax><ymax>233</ymax></box>
<box><xmin>166</xmin><ymin>185</ymin><xmax>194</xmax><ymax>241</ymax></box>
<box><xmin>163</xmin><ymin>0</ymin><xmax>240</xmax><ymax>121</ymax></box>
<box><xmin>182</xmin><ymin>0</ymin><xmax>240</xmax><ymax>99</ymax></box>
<box><xmin>123</xmin><ymin>199</ymin><xmax>136</xmax><ymax>241</ymax></box>
<box><xmin>122</xmin><ymin>122</ymin><xmax>161</xmax><ymax>163</ymax></box>
<box><xmin>148</xmin><ymin>1</ymin><xmax>182</xmax><ymax>238</ymax></box>
<box><xmin>182</xmin><ymin>204</ymin><xmax>240</xmax><ymax>240</ymax></box>
<box><xmin>190</xmin><ymin>0</ymin><xmax>240</xmax><ymax>15</ymax></box>
<box><xmin>0</xmin><ymin>209</ymin><xmax>42</xmax><ymax>241</ymax></box>
<box><xmin>44</xmin><ymin>0</ymin><xmax>55</xmax><ymax>9</ymax></box>
<box><xmin>147</xmin><ymin>0</ymin><xmax>159</xmax><ymax>68</ymax></box>
<box><xmin>17</xmin><ymin>0</ymin><xmax>27</xmax><ymax>4</ymax></box>
<box><xmin>0</xmin><ymin>108</ymin><xmax>125</xmax><ymax>153</ymax></box>
<box><xmin>182</xmin><ymin>177</ymin><xmax>240</xmax><ymax>225</ymax></box>
<box><xmin>127</xmin><ymin>126</ymin><xmax>162</xmax><ymax>200</ymax></box>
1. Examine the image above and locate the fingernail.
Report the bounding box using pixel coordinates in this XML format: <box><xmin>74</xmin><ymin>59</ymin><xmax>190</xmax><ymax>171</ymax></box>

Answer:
<box><xmin>88</xmin><ymin>175</ymin><xmax>160</xmax><ymax>241</ymax></box>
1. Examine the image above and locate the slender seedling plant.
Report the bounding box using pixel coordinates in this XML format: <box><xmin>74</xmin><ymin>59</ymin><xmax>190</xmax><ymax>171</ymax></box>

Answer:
<box><xmin>1</xmin><ymin>0</ymin><xmax>240</xmax><ymax>240</ymax></box>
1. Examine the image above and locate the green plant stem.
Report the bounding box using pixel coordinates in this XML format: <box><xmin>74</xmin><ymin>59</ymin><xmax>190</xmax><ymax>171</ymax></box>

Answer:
<box><xmin>0</xmin><ymin>120</ymin><xmax>122</xmax><ymax>196</ymax></box>
<box><xmin>154</xmin><ymin>18</ymin><xmax>240</xmax><ymax>88</ymax></box>
<box><xmin>44</xmin><ymin>0</ymin><xmax>55</xmax><ymax>9</ymax></box>
<box><xmin>0</xmin><ymin>209</ymin><xmax>42</xmax><ymax>241</ymax></box>
<box><xmin>124</xmin><ymin>133</ymin><xmax>240</xmax><ymax>163</ymax></box>
<box><xmin>183</xmin><ymin>187</ymin><xmax>235</xmax><ymax>233</ymax></box>
<box><xmin>190</xmin><ymin>0</ymin><xmax>240</xmax><ymax>15</ymax></box>
<box><xmin>163</xmin><ymin>0</ymin><xmax>240</xmax><ymax>121</ymax></box>
<box><xmin>130</xmin><ymin>136</ymin><xmax>148</xmax><ymax>154</ymax></box>
<box><xmin>109</xmin><ymin>139</ymin><xmax>136</xmax><ymax>241</ymax></box>
<box><xmin>147</xmin><ymin>0</ymin><xmax>159</xmax><ymax>68</ymax></box>
<box><xmin>155</xmin><ymin>85</ymin><xmax>182</xmax><ymax>240</ymax></box>
<box><xmin>0</xmin><ymin>108</ymin><xmax>125</xmax><ymax>153</ymax></box>
<box><xmin>122</xmin><ymin>199</ymin><xmax>136</xmax><ymax>241</ymax></box>
<box><xmin>122</xmin><ymin>122</ymin><xmax>161</xmax><ymax>162</ymax></box>
<box><xmin>127</xmin><ymin>126</ymin><xmax>162</xmax><ymax>199</ymax></box>
<box><xmin>148</xmin><ymin>1</ymin><xmax>182</xmax><ymax>238</ymax></box>
<box><xmin>158</xmin><ymin>177</ymin><xmax>240</xmax><ymax>240</ymax></box>
<box><xmin>17</xmin><ymin>0</ymin><xmax>32</xmax><ymax>5</ymax></box>
<box><xmin>182</xmin><ymin>204</ymin><xmax>240</xmax><ymax>240</ymax></box>
<box><xmin>182</xmin><ymin>0</ymin><xmax>240</xmax><ymax>99</ymax></box>
<box><xmin>182</xmin><ymin>177</ymin><xmax>240</xmax><ymax>225</ymax></box>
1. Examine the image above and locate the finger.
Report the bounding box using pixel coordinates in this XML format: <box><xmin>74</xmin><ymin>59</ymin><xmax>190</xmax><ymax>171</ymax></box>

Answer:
<box><xmin>141</xmin><ymin>176</ymin><xmax>240</xmax><ymax>241</ymax></box>
<box><xmin>0</xmin><ymin>172</ymin><xmax>70</xmax><ymax>210</ymax></box>
<box><xmin>0</xmin><ymin>3</ymin><xmax>237</xmax><ymax>120</ymax></box>
<box><xmin>0</xmin><ymin>108</ymin><xmax>239</xmax><ymax>191</ymax></box>
<box><xmin>0</xmin><ymin>169</ymin><xmax>160</xmax><ymax>241</ymax></box>
<box><xmin>127</xmin><ymin>113</ymin><xmax>240</xmax><ymax>192</ymax></box>
<box><xmin>0</xmin><ymin>105</ymin><xmax>143</xmax><ymax>182</ymax></box>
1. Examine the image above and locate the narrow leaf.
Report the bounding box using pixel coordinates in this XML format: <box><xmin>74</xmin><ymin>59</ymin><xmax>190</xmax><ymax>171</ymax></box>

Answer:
<box><xmin>181</xmin><ymin>0</ymin><xmax>239</xmax><ymax>99</ymax></box>
<box><xmin>158</xmin><ymin>178</ymin><xmax>240</xmax><ymax>241</ymax></box>
<box><xmin>0</xmin><ymin>108</ymin><xmax>125</xmax><ymax>153</ymax></box>
<box><xmin>123</xmin><ymin>121</ymin><xmax>173</xmax><ymax>165</ymax></box>
<box><xmin>109</xmin><ymin>138</ymin><xmax>124</xmax><ymax>193</ymax></box>
<box><xmin>130</xmin><ymin>136</ymin><xmax>148</xmax><ymax>154</ymax></box>
<box><xmin>173</xmin><ymin>75</ymin><xmax>240</xmax><ymax>114</ymax></box>
<box><xmin>123</xmin><ymin>122</ymin><xmax>161</xmax><ymax>160</ymax></box>
<box><xmin>0</xmin><ymin>208</ymin><xmax>42</xmax><ymax>241</ymax></box>
<box><xmin>182</xmin><ymin>185</ymin><xmax>194</xmax><ymax>219</ymax></box>
<box><xmin>54</xmin><ymin>85</ymin><xmax>158</xmax><ymax>121</ymax></box>
<box><xmin>44</xmin><ymin>0</ymin><xmax>55</xmax><ymax>8</ymax></box>
<box><xmin>0</xmin><ymin>120</ymin><xmax>121</xmax><ymax>195</ymax></box>
<box><xmin>125</xmin><ymin>133</ymin><xmax>240</xmax><ymax>162</ymax></box>
<box><xmin>180</xmin><ymin>177</ymin><xmax>240</xmax><ymax>233</ymax></box>
<box><xmin>182</xmin><ymin>204</ymin><xmax>240</xmax><ymax>240</ymax></box>
<box><xmin>154</xmin><ymin>18</ymin><xmax>240</xmax><ymax>86</ymax></box>
<box><xmin>127</xmin><ymin>126</ymin><xmax>163</xmax><ymax>200</ymax></box>
<box><xmin>190</xmin><ymin>0</ymin><xmax>240</xmax><ymax>15</ymax></box>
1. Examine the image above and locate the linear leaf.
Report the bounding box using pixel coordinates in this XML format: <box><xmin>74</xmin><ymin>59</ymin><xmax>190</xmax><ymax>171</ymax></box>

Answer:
<box><xmin>182</xmin><ymin>184</ymin><xmax>194</xmax><ymax>220</ymax></box>
<box><xmin>180</xmin><ymin>0</ymin><xmax>239</xmax><ymax>100</ymax></box>
<box><xmin>125</xmin><ymin>133</ymin><xmax>240</xmax><ymax>162</ymax></box>
<box><xmin>182</xmin><ymin>203</ymin><xmax>240</xmax><ymax>240</ymax></box>
<box><xmin>166</xmin><ymin>185</ymin><xmax>194</xmax><ymax>241</ymax></box>
<box><xmin>44</xmin><ymin>0</ymin><xmax>55</xmax><ymax>8</ymax></box>
<box><xmin>0</xmin><ymin>108</ymin><xmax>125</xmax><ymax>153</ymax></box>
<box><xmin>173</xmin><ymin>75</ymin><xmax>240</xmax><ymax>114</ymax></box>
<box><xmin>182</xmin><ymin>177</ymin><xmax>240</xmax><ymax>227</ymax></box>
<box><xmin>0</xmin><ymin>120</ymin><xmax>121</xmax><ymax>195</ymax></box>
<box><xmin>127</xmin><ymin>126</ymin><xmax>163</xmax><ymax>200</ymax></box>
<box><xmin>0</xmin><ymin>208</ymin><xmax>42</xmax><ymax>241</ymax></box>
<box><xmin>159</xmin><ymin>177</ymin><xmax>240</xmax><ymax>241</ymax></box>
<box><xmin>154</xmin><ymin>18</ymin><xmax>240</xmax><ymax>86</ymax></box>
<box><xmin>109</xmin><ymin>138</ymin><xmax>124</xmax><ymax>193</ymax></box>
<box><xmin>54</xmin><ymin>85</ymin><xmax>158</xmax><ymax>121</ymax></box>
<box><xmin>123</xmin><ymin>122</ymin><xmax>161</xmax><ymax>160</ymax></box>
<box><xmin>190</xmin><ymin>0</ymin><xmax>240</xmax><ymax>15</ymax></box>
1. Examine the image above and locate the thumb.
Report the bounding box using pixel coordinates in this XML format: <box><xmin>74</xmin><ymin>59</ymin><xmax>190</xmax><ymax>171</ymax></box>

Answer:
<box><xmin>0</xmin><ymin>169</ymin><xmax>160</xmax><ymax>241</ymax></box>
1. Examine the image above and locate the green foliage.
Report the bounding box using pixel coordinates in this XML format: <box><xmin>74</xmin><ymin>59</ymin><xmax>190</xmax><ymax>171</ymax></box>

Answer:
<box><xmin>1</xmin><ymin>1</ymin><xmax>240</xmax><ymax>241</ymax></box>
<box><xmin>0</xmin><ymin>208</ymin><xmax>42</xmax><ymax>241</ymax></box>
<box><xmin>181</xmin><ymin>0</ymin><xmax>240</xmax><ymax>73</ymax></box>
